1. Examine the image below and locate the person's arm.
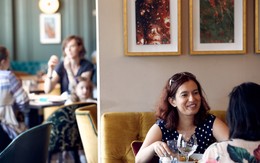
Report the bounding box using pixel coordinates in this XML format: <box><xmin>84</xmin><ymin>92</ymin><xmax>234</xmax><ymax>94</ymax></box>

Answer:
<box><xmin>44</xmin><ymin>55</ymin><xmax>59</xmax><ymax>94</ymax></box>
<box><xmin>10</xmin><ymin>73</ymin><xmax>29</xmax><ymax>111</ymax></box>
<box><xmin>63</xmin><ymin>57</ymin><xmax>78</xmax><ymax>92</ymax></box>
<box><xmin>44</xmin><ymin>69</ymin><xmax>59</xmax><ymax>94</ymax></box>
<box><xmin>212</xmin><ymin>117</ymin><xmax>229</xmax><ymax>141</ymax></box>
<box><xmin>201</xmin><ymin>143</ymin><xmax>220</xmax><ymax>162</ymax></box>
<box><xmin>135</xmin><ymin>124</ymin><xmax>172</xmax><ymax>163</ymax></box>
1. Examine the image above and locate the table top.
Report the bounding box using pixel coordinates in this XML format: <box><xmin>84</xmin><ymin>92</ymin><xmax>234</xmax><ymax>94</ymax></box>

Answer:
<box><xmin>29</xmin><ymin>94</ymin><xmax>66</xmax><ymax>109</ymax></box>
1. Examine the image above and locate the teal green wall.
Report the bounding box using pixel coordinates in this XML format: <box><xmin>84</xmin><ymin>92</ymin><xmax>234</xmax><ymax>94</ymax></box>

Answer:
<box><xmin>0</xmin><ymin>0</ymin><xmax>96</xmax><ymax>61</ymax></box>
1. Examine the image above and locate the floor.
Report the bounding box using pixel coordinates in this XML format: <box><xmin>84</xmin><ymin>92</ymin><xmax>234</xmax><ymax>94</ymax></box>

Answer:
<box><xmin>50</xmin><ymin>150</ymin><xmax>87</xmax><ymax>163</ymax></box>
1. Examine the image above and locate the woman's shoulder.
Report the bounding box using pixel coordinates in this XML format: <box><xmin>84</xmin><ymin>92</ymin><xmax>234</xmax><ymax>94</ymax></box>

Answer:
<box><xmin>0</xmin><ymin>70</ymin><xmax>16</xmax><ymax>80</ymax></box>
<box><xmin>198</xmin><ymin>113</ymin><xmax>216</xmax><ymax>126</ymax></box>
<box><xmin>0</xmin><ymin>70</ymin><xmax>12</xmax><ymax>76</ymax></box>
<box><xmin>155</xmin><ymin>119</ymin><xmax>167</xmax><ymax>129</ymax></box>
<box><xmin>202</xmin><ymin>139</ymin><xmax>260</xmax><ymax>163</ymax></box>
<box><xmin>80</xmin><ymin>58</ymin><xmax>93</xmax><ymax>68</ymax></box>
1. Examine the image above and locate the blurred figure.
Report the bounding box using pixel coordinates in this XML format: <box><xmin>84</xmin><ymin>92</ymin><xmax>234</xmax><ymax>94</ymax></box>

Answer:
<box><xmin>201</xmin><ymin>82</ymin><xmax>260</xmax><ymax>163</ymax></box>
<box><xmin>91</xmin><ymin>50</ymin><xmax>97</xmax><ymax>99</ymax></box>
<box><xmin>44</xmin><ymin>35</ymin><xmax>94</xmax><ymax>96</ymax></box>
<box><xmin>0</xmin><ymin>45</ymin><xmax>29</xmax><ymax>152</ymax></box>
<box><xmin>135</xmin><ymin>72</ymin><xmax>228</xmax><ymax>163</ymax></box>
<box><xmin>65</xmin><ymin>76</ymin><xmax>96</xmax><ymax>105</ymax></box>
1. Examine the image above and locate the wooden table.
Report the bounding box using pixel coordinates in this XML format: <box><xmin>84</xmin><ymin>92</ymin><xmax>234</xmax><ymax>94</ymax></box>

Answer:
<box><xmin>28</xmin><ymin>94</ymin><xmax>66</xmax><ymax>127</ymax></box>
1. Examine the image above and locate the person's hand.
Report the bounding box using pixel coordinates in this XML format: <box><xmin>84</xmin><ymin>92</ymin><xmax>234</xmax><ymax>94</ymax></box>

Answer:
<box><xmin>63</xmin><ymin>56</ymin><xmax>71</xmax><ymax>71</ymax></box>
<box><xmin>48</xmin><ymin>55</ymin><xmax>59</xmax><ymax>70</ymax></box>
<box><xmin>153</xmin><ymin>141</ymin><xmax>171</xmax><ymax>157</ymax></box>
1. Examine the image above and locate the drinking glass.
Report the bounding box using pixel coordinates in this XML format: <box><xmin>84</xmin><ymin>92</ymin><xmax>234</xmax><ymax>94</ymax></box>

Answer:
<box><xmin>159</xmin><ymin>156</ymin><xmax>178</xmax><ymax>163</ymax></box>
<box><xmin>166</xmin><ymin>139</ymin><xmax>178</xmax><ymax>158</ymax></box>
<box><xmin>177</xmin><ymin>134</ymin><xmax>198</xmax><ymax>162</ymax></box>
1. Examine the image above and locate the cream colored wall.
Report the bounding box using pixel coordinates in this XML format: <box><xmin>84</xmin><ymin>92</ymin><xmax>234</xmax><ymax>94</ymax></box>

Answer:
<box><xmin>97</xmin><ymin>0</ymin><xmax>260</xmax><ymax>114</ymax></box>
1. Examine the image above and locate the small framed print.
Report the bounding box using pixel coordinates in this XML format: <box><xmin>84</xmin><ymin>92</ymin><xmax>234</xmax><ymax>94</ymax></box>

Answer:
<box><xmin>255</xmin><ymin>0</ymin><xmax>260</xmax><ymax>53</ymax></box>
<box><xmin>40</xmin><ymin>13</ymin><xmax>61</xmax><ymax>44</ymax></box>
<box><xmin>189</xmin><ymin>0</ymin><xmax>246</xmax><ymax>55</ymax></box>
<box><xmin>124</xmin><ymin>0</ymin><xmax>181</xmax><ymax>56</ymax></box>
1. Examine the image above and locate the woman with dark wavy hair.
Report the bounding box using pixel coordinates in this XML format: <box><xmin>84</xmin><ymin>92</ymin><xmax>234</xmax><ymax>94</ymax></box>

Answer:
<box><xmin>202</xmin><ymin>82</ymin><xmax>260</xmax><ymax>162</ymax></box>
<box><xmin>136</xmin><ymin>72</ymin><xmax>228</xmax><ymax>163</ymax></box>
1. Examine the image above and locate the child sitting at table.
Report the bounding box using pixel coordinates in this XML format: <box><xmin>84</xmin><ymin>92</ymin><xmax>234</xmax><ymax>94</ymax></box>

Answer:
<box><xmin>65</xmin><ymin>76</ymin><xmax>96</xmax><ymax>105</ymax></box>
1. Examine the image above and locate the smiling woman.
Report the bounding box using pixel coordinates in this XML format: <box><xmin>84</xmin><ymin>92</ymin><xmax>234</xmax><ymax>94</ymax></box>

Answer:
<box><xmin>135</xmin><ymin>72</ymin><xmax>229</xmax><ymax>163</ymax></box>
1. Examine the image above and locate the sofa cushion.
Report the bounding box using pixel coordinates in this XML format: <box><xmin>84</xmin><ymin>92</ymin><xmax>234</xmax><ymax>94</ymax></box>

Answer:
<box><xmin>131</xmin><ymin>140</ymin><xmax>143</xmax><ymax>156</ymax></box>
<box><xmin>131</xmin><ymin>140</ymin><xmax>159</xmax><ymax>163</ymax></box>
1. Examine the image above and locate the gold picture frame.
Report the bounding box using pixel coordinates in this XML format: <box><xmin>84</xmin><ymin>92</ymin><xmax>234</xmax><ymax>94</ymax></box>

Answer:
<box><xmin>40</xmin><ymin>13</ymin><xmax>61</xmax><ymax>44</ymax></box>
<box><xmin>123</xmin><ymin>0</ymin><xmax>181</xmax><ymax>56</ymax></box>
<box><xmin>255</xmin><ymin>0</ymin><xmax>260</xmax><ymax>53</ymax></box>
<box><xmin>189</xmin><ymin>0</ymin><xmax>246</xmax><ymax>55</ymax></box>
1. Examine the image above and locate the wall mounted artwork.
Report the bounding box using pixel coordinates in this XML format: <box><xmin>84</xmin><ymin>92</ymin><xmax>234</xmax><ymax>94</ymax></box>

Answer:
<box><xmin>123</xmin><ymin>0</ymin><xmax>181</xmax><ymax>56</ymax></box>
<box><xmin>255</xmin><ymin>0</ymin><xmax>260</xmax><ymax>53</ymax></box>
<box><xmin>40</xmin><ymin>13</ymin><xmax>61</xmax><ymax>44</ymax></box>
<box><xmin>189</xmin><ymin>0</ymin><xmax>246</xmax><ymax>55</ymax></box>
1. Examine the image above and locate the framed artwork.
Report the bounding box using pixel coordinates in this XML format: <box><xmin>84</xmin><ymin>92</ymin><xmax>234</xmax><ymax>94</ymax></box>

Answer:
<box><xmin>189</xmin><ymin>0</ymin><xmax>246</xmax><ymax>55</ymax></box>
<box><xmin>123</xmin><ymin>0</ymin><xmax>181</xmax><ymax>56</ymax></box>
<box><xmin>255</xmin><ymin>0</ymin><xmax>260</xmax><ymax>53</ymax></box>
<box><xmin>40</xmin><ymin>13</ymin><xmax>61</xmax><ymax>44</ymax></box>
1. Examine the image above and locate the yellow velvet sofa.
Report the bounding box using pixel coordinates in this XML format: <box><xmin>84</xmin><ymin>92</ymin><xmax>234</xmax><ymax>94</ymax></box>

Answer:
<box><xmin>101</xmin><ymin>110</ymin><xmax>226</xmax><ymax>163</ymax></box>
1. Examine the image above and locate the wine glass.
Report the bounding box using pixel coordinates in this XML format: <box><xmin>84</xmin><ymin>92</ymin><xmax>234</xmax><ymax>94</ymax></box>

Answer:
<box><xmin>177</xmin><ymin>134</ymin><xmax>198</xmax><ymax>162</ymax></box>
<box><xmin>167</xmin><ymin>139</ymin><xmax>178</xmax><ymax>159</ymax></box>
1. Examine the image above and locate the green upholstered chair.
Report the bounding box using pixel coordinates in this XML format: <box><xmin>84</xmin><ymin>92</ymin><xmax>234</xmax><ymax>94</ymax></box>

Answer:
<box><xmin>0</xmin><ymin>122</ymin><xmax>52</xmax><ymax>163</ymax></box>
<box><xmin>46</xmin><ymin>102</ymin><xmax>96</xmax><ymax>163</ymax></box>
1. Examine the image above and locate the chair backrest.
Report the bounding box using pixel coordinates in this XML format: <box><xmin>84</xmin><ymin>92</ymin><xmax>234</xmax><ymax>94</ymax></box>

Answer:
<box><xmin>0</xmin><ymin>122</ymin><xmax>52</xmax><ymax>163</ymax></box>
<box><xmin>75</xmin><ymin>104</ymin><xmax>98</xmax><ymax>163</ymax></box>
<box><xmin>46</xmin><ymin>102</ymin><xmax>96</xmax><ymax>153</ymax></box>
<box><xmin>101</xmin><ymin>112</ymin><xmax>156</xmax><ymax>163</ymax></box>
<box><xmin>209</xmin><ymin>110</ymin><xmax>227</xmax><ymax>123</ymax></box>
<box><xmin>101</xmin><ymin>110</ymin><xmax>227</xmax><ymax>163</ymax></box>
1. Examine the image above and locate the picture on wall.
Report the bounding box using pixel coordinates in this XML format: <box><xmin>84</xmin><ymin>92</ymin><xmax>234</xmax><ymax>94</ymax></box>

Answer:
<box><xmin>40</xmin><ymin>13</ymin><xmax>61</xmax><ymax>44</ymax></box>
<box><xmin>255</xmin><ymin>0</ymin><xmax>260</xmax><ymax>53</ymax></box>
<box><xmin>189</xmin><ymin>0</ymin><xmax>246</xmax><ymax>55</ymax></box>
<box><xmin>124</xmin><ymin>0</ymin><xmax>181</xmax><ymax>56</ymax></box>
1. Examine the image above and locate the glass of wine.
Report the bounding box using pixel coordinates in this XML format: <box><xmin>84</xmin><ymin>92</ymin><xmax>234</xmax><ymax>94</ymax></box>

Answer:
<box><xmin>177</xmin><ymin>134</ymin><xmax>198</xmax><ymax>162</ymax></box>
<box><xmin>167</xmin><ymin>139</ymin><xmax>178</xmax><ymax>159</ymax></box>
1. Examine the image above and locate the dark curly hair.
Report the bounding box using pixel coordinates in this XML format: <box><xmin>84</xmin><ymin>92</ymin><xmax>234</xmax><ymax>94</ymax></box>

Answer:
<box><xmin>0</xmin><ymin>46</ymin><xmax>8</xmax><ymax>62</ymax></box>
<box><xmin>155</xmin><ymin>72</ymin><xmax>210</xmax><ymax>130</ymax></box>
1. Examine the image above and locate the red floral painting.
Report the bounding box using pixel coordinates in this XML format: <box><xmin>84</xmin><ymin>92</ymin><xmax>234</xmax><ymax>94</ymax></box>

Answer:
<box><xmin>200</xmin><ymin>0</ymin><xmax>234</xmax><ymax>43</ymax></box>
<box><xmin>135</xmin><ymin>0</ymin><xmax>171</xmax><ymax>45</ymax></box>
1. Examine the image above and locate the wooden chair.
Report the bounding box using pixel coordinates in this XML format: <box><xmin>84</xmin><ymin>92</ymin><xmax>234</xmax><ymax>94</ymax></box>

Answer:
<box><xmin>75</xmin><ymin>104</ymin><xmax>98</xmax><ymax>163</ymax></box>
<box><xmin>0</xmin><ymin>122</ymin><xmax>52</xmax><ymax>163</ymax></box>
<box><xmin>45</xmin><ymin>102</ymin><xmax>96</xmax><ymax>163</ymax></box>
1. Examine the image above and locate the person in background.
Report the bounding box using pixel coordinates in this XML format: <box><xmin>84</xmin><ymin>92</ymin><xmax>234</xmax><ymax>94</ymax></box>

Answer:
<box><xmin>91</xmin><ymin>50</ymin><xmax>97</xmax><ymax>99</ymax></box>
<box><xmin>135</xmin><ymin>72</ymin><xmax>229</xmax><ymax>163</ymax></box>
<box><xmin>65</xmin><ymin>76</ymin><xmax>96</xmax><ymax>105</ymax></box>
<box><xmin>201</xmin><ymin>82</ymin><xmax>260</xmax><ymax>163</ymax></box>
<box><xmin>0</xmin><ymin>45</ymin><xmax>29</xmax><ymax>152</ymax></box>
<box><xmin>44</xmin><ymin>35</ymin><xmax>94</xmax><ymax>96</ymax></box>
